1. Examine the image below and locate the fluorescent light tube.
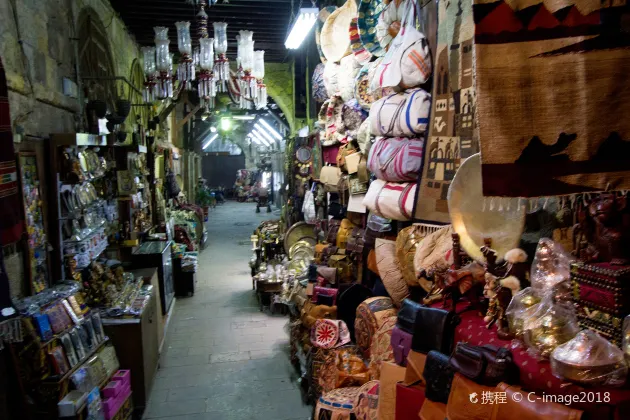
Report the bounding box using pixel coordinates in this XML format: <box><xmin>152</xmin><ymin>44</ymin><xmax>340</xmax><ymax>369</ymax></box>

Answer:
<box><xmin>253</xmin><ymin>127</ymin><xmax>275</xmax><ymax>144</ymax></box>
<box><xmin>232</xmin><ymin>115</ymin><xmax>255</xmax><ymax>120</ymax></box>
<box><xmin>250</xmin><ymin>131</ymin><xmax>270</xmax><ymax>147</ymax></box>
<box><xmin>285</xmin><ymin>8</ymin><xmax>319</xmax><ymax>50</ymax></box>
<box><xmin>258</xmin><ymin>119</ymin><xmax>283</xmax><ymax>141</ymax></box>
<box><xmin>202</xmin><ymin>133</ymin><xmax>219</xmax><ymax>150</ymax></box>
<box><xmin>249</xmin><ymin>134</ymin><xmax>262</xmax><ymax>145</ymax></box>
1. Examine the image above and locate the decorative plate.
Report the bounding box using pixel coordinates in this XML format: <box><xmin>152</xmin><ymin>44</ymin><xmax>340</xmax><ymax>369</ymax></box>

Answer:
<box><xmin>315</xmin><ymin>6</ymin><xmax>337</xmax><ymax>64</ymax></box>
<box><xmin>295</xmin><ymin>146</ymin><xmax>312</xmax><ymax>163</ymax></box>
<box><xmin>358</xmin><ymin>0</ymin><xmax>387</xmax><ymax>57</ymax></box>
<box><xmin>284</xmin><ymin>221</ymin><xmax>317</xmax><ymax>255</ymax></box>
<box><xmin>447</xmin><ymin>154</ymin><xmax>526</xmax><ymax>263</ymax></box>
<box><xmin>349</xmin><ymin>17</ymin><xmax>372</xmax><ymax>65</ymax></box>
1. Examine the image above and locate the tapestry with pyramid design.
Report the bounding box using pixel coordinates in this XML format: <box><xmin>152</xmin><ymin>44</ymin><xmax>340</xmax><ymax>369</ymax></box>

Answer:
<box><xmin>414</xmin><ymin>0</ymin><xmax>479</xmax><ymax>223</ymax></box>
<box><xmin>474</xmin><ymin>0</ymin><xmax>630</xmax><ymax>197</ymax></box>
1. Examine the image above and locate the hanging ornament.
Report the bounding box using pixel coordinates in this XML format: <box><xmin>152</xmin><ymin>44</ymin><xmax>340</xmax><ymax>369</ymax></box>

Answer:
<box><xmin>237</xmin><ymin>31</ymin><xmax>255</xmax><ymax>109</ymax></box>
<box><xmin>213</xmin><ymin>22</ymin><xmax>230</xmax><ymax>91</ymax></box>
<box><xmin>198</xmin><ymin>38</ymin><xmax>216</xmax><ymax>109</ymax></box>
<box><xmin>253</xmin><ymin>50</ymin><xmax>267</xmax><ymax>109</ymax></box>
<box><xmin>154</xmin><ymin>27</ymin><xmax>173</xmax><ymax>99</ymax></box>
<box><xmin>175</xmin><ymin>22</ymin><xmax>195</xmax><ymax>90</ymax></box>
<box><xmin>141</xmin><ymin>46</ymin><xmax>158</xmax><ymax>103</ymax></box>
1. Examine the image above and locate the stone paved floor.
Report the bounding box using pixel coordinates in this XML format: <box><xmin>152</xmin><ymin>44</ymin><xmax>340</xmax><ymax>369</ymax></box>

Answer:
<box><xmin>143</xmin><ymin>201</ymin><xmax>311</xmax><ymax>420</ymax></box>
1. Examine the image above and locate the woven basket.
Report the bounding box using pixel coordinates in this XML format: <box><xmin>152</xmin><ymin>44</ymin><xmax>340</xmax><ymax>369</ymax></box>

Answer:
<box><xmin>320</xmin><ymin>0</ymin><xmax>357</xmax><ymax>63</ymax></box>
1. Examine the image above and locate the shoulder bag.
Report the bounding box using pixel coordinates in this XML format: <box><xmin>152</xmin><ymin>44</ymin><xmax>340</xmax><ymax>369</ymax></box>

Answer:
<box><xmin>363</xmin><ymin>179</ymin><xmax>417</xmax><ymax>221</ymax></box>
<box><xmin>449</xmin><ymin>343</ymin><xmax>518</xmax><ymax>387</ymax></box>
<box><xmin>367</xmin><ymin>136</ymin><xmax>424</xmax><ymax>182</ymax></box>
<box><xmin>369</xmin><ymin>89</ymin><xmax>431</xmax><ymax>137</ymax></box>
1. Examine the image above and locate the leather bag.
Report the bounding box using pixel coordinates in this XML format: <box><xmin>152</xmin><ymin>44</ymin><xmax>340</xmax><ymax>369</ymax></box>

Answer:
<box><xmin>322</xmin><ymin>144</ymin><xmax>341</xmax><ymax>165</ymax></box>
<box><xmin>391</xmin><ymin>325</ymin><xmax>413</xmax><ymax>367</ymax></box>
<box><xmin>369</xmin><ymin>89</ymin><xmax>431</xmax><ymax>137</ymax></box>
<box><xmin>317</xmin><ymin>266</ymin><xmax>338</xmax><ymax>284</ymax></box>
<box><xmin>320</xmin><ymin>165</ymin><xmax>341</xmax><ymax>192</ymax></box>
<box><xmin>326</xmin><ymin>219</ymin><xmax>342</xmax><ymax>244</ymax></box>
<box><xmin>312</xmin><ymin>286</ymin><xmax>339</xmax><ymax>305</ymax></box>
<box><xmin>445</xmin><ymin>373</ymin><xmax>495</xmax><ymax>420</ymax></box>
<box><xmin>367</xmin><ymin>136</ymin><xmax>424</xmax><ymax>182</ymax></box>
<box><xmin>345</xmin><ymin>152</ymin><xmax>362</xmax><ymax>174</ymax></box>
<box><xmin>396</xmin><ymin>298</ymin><xmax>423</xmax><ymax>334</ymax></box>
<box><xmin>374</xmin><ymin>238</ymin><xmax>410</xmax><ymax>307</ymax></box>
<box><xmin>337</xmin><ymin>143</ymin><xmax>360</xmax><ymax>173</ymax></box>
<box><xmin>423</xmin><ymin>350</ymin><xmax>455</xmax><ymax>404</ymax></box>
<box><xmin>336</xmin><ymin>218</ymin><xmax>356</xmax><ymax>249</ymax></box>
<box><xmin>349</xmin><ymin>175</ymin><xmax>368</xmax><ymax>195</ymax></box>
<box><xmin>490</xmin><ymin>383</ymin><xmax>583</xmax><ymax>420</ymax></box>
<box><xmin>449</xmin><ymin>343</ymin><xmax>518</xmax><ymax>387</ymax></box>
<box><xmin>363</xmin><ymin>179</ymin><xmax>417</xmax><ymax>221</ymax></box>
<box><xmin>396</xmin><ymin>382</ymin><xmax>426</xmax><ymax>420</ymax></box>
<box><xmin>346</xmin><ymin>227</ymin><xmax>365</xmax><ymax>254</ymax></box>
<box><xmin>328</xmin><ymin>254</ymin><xmax>354</xmax><ymax>284</ymax></box>
<box><xmin>411</xmin><ymin>306</ymin><xmax>459</xmax><ymax>355</ymax></box>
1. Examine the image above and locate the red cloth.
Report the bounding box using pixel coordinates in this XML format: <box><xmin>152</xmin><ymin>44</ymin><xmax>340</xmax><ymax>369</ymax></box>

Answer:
<box><xmin>438</xmin><ymin>301</ymin><xmax>630</xmax><ymax>419</ymax></box>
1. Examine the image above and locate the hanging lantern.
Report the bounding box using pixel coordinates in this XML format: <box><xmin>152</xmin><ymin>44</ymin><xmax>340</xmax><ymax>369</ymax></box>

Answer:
<box><xmin>198</xmin><ymin>38</ymin><xmax>216</xmax><ymax>108</ymax></box>
<box><xmin>237</xmin><ymin>31</ymin><xmax>255</xmax><ymax>109</ymax></box>
<box><xmin>213</xmin><ymin>22</ymin><xmax>230</xmax><ymax>91</ymax></box>
<box><xmin>154</xmin><ymin>27</ymin><xmax>173</xmax><ymax>99</ymax></box>
<box><xmin>175</xmin><ymin>21</ymin><xmax>195</xmax><ymax>90</ymax></box>
<box><xmin>142</xmin><ymin>46</ymin><xmax>157</xmax><ymax>103</ymax></box>
<box><xmin>253</xmin><ymin>50</ymin><xmax>267</xmax><ymax>109</ymax></box>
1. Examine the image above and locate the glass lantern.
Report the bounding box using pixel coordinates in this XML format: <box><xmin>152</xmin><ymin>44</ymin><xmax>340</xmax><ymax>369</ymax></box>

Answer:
<box><xmin>155</xmin><ymin>39</ymin><xmax>171</xmax><ymax>72</ymax></box>
<box><xmin>142</xmin><ymin>47</ymin><xmax>156</xmax><ymax>76</ymax></box>
<box><xmin>253</xmin><ymin>50</ymin><xmax>265</xmax><ymax>80</ymax></box>
<box><xmin>213</xmin><ymin>22</ymin><xmax>228</xmax><ymax>55</ymax></box>
<box><xmin>199</xmin><ymin>38</ymin><xmax>214</xmax><ymax>71</ymax></box>
<box><xmin>154</xmin><ymin>26</ymin><xmax>169</xmax><ymax>42</ymax></box>
<box><xmin>175</xmin><ymin>21</ymin><xmax>193</xmax><ymax>56</ymax></box>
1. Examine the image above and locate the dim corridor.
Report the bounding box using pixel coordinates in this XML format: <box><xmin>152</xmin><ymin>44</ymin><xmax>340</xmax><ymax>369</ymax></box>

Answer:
<box><xmin>144</xmin><ymin>201</ymin><xmax>310</xmax><ymax>420</ymax></box>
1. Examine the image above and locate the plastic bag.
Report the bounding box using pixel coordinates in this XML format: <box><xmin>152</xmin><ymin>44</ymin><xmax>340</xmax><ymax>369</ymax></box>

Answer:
<box><xmin>505</xmin><ymin>287</ymin><xmax>542</xmax><ymax>339</ymax></box>
<box><xmin>523</xmin><ymin>294</ymin><xmax>579</xmax><ymax>359</ymax></box>
<box><xmin>530</xmin><ymin>238</ymin><xmax>572</xmax><ymax>291</ymax></box>
<box><xmin>302</xmin><ymin>184</ymin><xmax>317</xmax><ymax>224</ymax></box>
<box><xmin>551</xmin><ymin>330</ymin><xmax>628</xmax><ymax>387</ymax></box>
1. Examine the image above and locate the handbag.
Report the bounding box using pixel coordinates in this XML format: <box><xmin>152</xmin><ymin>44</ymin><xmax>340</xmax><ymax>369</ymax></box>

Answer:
<box><xmin>336</xmin><ymin>218</ymin><xmax>356</xmax><ymax>249</ymax></box>
<box><xmin>326</xmin><ymin>219</ymin><xmax>342</xmax><ymax>244</ymax></box>
<box><xmin>346</xmin><ymin>228</ymin><xmax>366</xmax><ymax>253</ymax></box>
<box><xmin>363</xmin><ymin>179</ymin><xmax>417</xmax><ymax>221</ymax></box>
<box><xmin>490</xmin><ymin>383</ymin><xmax>583</xmax><ymax>420</ymax></box>
<box><xmin>317</xmin><ymin>266</ymin><xmax>338</xmax><ymax>284</ymax></box>
<box><xmin>449</xmin><ymin>343</ymin><xmax>518</xmax><ymax>387</ymax></box>
<box><xmin>345</xmin><ymin>152</ymin><xmax>362</xmax><ymax>174</ymax></box>
<box><xmin>369</xmin><ymin>89</ymin><xmax>431</xmax><ymax>137</ymax></box>
<box><xmin>445</xmin><ymin>373</ymin><xmax>496</xmax><ymax>420</ymax></box>
<box><xmin>336</xmin><ymin>143</ymin><xmax>360</xmax><ymax>173</ymax></box>
<box><xmin>312</xmin><ymin>286</ymin><xmax>339</xmax><ymax>305</ymax></box>
<box><xmin>322</xmin><ymin>144</ymin><xmax>341</xmax><ymax>165</ymax></box>
<box><xmin>367</xmin><ymin>137</ymin><xmax>424</xmax><ymax>182</ymax></box>
<box><xmin>320</xmin><ymin>165</ymin><xmax>341</xmax><ymax>192</ymax></box>
<box><xmin>411</xmin><ymin>306</ymin><xmax>459</xmax><ymax>354</ymax></box>
<box><xmin>397</xmin><ymin>298</ymin><xmax>423</xmax><ymax>334</ymax></box>
<box><xmin>328</xmin><ymin>254</ymin><xmax>353</xmax><ymax>284</ymax></box>
<box><xmin>379</xmin><ymin>362</ymin><xmax>406</xmax><ymax>420</ymax></box>
<box><xmin>423</xmin><ymin>350</ymin><xmax>456</xmax><ymax>404</ymax></box>
<box><xmin>349</xmin><ymin>175</ymin><xmax>368</xmax><ymax>195</ymax></box>
<box><xmin>391</xmin><ymin>325</ymin><xmax>413</xmax><ymax>366</ymax></box>
<box><xmin>395</xmin><ymin>382</ymin><xmax>426</xmax><ymax>420</ymax></box>
<box><xmin>371</xmin><ymin>0</ymin><xmax>432</xmax><ymax>90</ymax></box>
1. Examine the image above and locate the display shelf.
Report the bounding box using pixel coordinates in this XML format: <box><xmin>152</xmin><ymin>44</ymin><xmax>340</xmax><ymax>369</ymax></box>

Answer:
<box><xmin>44</xmin><ymin>337</ymin><xmax>109</xmax><ymax>384</ymax></box>
<box><xmin>63</xmin><ymin>220</ymin><xmax>106</xmax><ymax>245</ymax></box>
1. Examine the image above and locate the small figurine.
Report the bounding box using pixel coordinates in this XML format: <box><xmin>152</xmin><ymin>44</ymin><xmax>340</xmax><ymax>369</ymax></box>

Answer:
<box><xmin>439</xmin><ymin>261</ymin><xmax>487</xmax><ymax>312</ymax></box>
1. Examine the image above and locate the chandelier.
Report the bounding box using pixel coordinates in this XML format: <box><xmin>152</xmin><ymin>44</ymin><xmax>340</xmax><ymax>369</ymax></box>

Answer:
<box><xmin>140</xmin><ymin>0</ymin><xmax>266</xmax><ymax>111</ymax></box>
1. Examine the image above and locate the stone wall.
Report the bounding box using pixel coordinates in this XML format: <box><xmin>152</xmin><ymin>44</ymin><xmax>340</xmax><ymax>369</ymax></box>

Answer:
<box><xmin>0</xmin><ymin>0</ymin><xmax>142</xmax><ymax>137</ymax></box>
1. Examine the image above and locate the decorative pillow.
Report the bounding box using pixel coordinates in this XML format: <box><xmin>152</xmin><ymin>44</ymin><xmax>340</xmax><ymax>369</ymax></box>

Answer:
<box><xmin>319</xmin><ymin>345</ymin><xmax>370</xmax><ymax>394</ymax></box>
<box><xmin>323</xmin><ymin>61</ymin><xmax>341</xmax><ymax>97</ymax></box>
<box><xmin>315</xmin><ymin>386</ymin><xmax>360</xmax><ymax>420</ymax></box>
<box><xmin>312</xmin><ymin>63</ymin><xmax>328</xmax><ymax>102</ymax></box>
<box><xmin>413</xmin><ymin>225</ymin><xmax>455</xmax><ymax>281</ymax></box>
<box><xmin>339</xmin><ymin>55</ymin><xmax>363</xmax><ymax>102</ymax></box>
<box><xmin>354</xmin><ymin>380</ymin><xmax>380</xmax><ymax>420</ymax></box>
<box><xmin>355</xmin><ymin>296</ymin><xmax>397</xmax><ymax>358</ymax></box>
<box><xmin>375</xmin><ymin>238</ymin><xmax>409</xmax><ymax>306</ymax></box>
<box><xmin>311</xmin><ymin>319</ymin><xmax>351</xmax><ymax>349</ymax></box>
<box><xmin>368</xmin><ymin>316</ymin><xmax>397</xmax><ymax>380</ymax></box>
<box><xmin>341</xmin><ymin>99</ymin><xmax>368</xmax><ymax>138</ymax></box>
